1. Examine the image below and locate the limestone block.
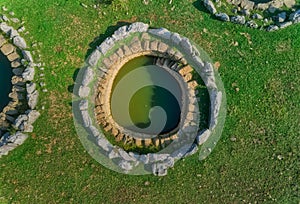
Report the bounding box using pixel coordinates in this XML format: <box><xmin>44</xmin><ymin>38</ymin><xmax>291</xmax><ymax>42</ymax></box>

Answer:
<box><xmin>7</xmin><ymin>51</ymin><xmax>20</xmax><ymax>62</ymax></box>
<box><xmin>87</xmin><ymin>49</ymin><xmax>101</xmax><ymax>67</ymax></box>
<box><xmin>1</xmin><ymin>43</ymin><xmax>14</xmax><ymax>55</ymax></box>
<box><xmin>148</xmin><ymin>28</ymin><xmax>172</xmax><ymax>40</ymax></box>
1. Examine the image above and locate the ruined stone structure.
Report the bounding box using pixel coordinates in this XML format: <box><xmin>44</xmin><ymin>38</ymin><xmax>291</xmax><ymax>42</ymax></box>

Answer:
<box><xmin>203</xmin><ymin>0</ymin><xmax>300</xmax><ymax>31</ymax></box>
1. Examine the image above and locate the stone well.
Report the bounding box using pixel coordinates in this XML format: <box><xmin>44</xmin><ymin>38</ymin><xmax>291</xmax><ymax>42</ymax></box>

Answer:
<box><xmin>73</xmin><ymin>22</ymin><xmax>226</xmax><ymax>176</ymax></box>
<box><xmin>0</xmin><ymin>12</ymin><xmax>40</xmax><ymax>157</ymax></box>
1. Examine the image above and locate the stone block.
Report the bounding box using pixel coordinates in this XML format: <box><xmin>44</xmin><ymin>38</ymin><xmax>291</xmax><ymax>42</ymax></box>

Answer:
<box><xmin>7</xmin><ymin>51</ymin><xmax>20</xmax><ymax>62</ymax></box>
<box><xmin>157</xmin><ymin>42</ymin><xmax>168</xmax><ymax>53</ymax></box>
<box><xmin>0</xmin><ymin>35</ymin><xmax>6</xmax><ymax>47</ymax></box>
<box><xmin>1</xmin><ymin>43</ymin><xmax>14</xmax><ymax>55</ymax></box>
<box><xmin>148</xmin><ymin>28</ymin><xmax>172</xmax><ymax>40</ymax></box>
<box><xmin>87</xmin><ymin>49</ymin><xmax>101</xmax><ymax>67</ymax></box>
<box><xmin>82</xmin><ymin>67</ymin><xmax>94</xmax><ymax>86</ymax></box>
<box><xmin>122</xmin><ymin>44</ymin><xmax>132</xmax><ymax>56</ymax></box>
<box><xmin>130</xmin><ymin>38</ymin><xmax>142</xmax><ymax>53</ymax></box>
<box><xmin>149</xmin><ymin>41</ymin><xmax>158</xmax><ymax>50</ymax></box>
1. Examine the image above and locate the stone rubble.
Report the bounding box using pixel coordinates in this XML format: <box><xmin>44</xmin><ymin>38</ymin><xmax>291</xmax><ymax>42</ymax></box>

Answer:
<box><xmin>202</xmin><ymin>0</ymin><xmax>299</xmax><ymax>31</ymax></box>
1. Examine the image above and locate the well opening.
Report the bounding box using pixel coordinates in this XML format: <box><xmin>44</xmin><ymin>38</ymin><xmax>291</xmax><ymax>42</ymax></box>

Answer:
<box><xmin>0</xmin><ymin>51</ymin><xmax>13</xmax><ymax>111</ymax></box>
<box><xmin>110</xmin><ymin>55</ymin><xmax>182</xmax><ymax>136</ymax></box>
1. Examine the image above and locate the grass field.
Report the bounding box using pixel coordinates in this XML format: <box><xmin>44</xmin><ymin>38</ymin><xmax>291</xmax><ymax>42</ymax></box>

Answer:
<box><xmin>0</xmin><ymin>0</ymin><xmax>299</xmax><ymax>203</ymax></box>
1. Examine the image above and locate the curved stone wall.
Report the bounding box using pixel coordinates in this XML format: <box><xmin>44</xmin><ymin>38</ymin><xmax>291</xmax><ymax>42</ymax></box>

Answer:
<box><xmin>93</xmin><ymin>38</ymin><xmax>199</xmax><ymax>149</ymax></box>
<box><xmin>74</xmin><ymin>22</ymin><xmax>226</xmax><ymax>176</ymax></box>
<box><xmin>0</xmin><ymin>10</ymin><xmax>41</xmax><ymax>157</ymax></box>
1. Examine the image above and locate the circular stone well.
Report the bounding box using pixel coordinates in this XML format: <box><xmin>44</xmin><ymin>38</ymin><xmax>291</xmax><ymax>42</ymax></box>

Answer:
<box><xmin>73</xmin><ymin>22</ymin><xmax>226</xmax><ymax>176</ymax></box>
<box><xmin>0</xmin><ymin>12</ymin><xmax>41</xmax><ymax>157</ymax></box>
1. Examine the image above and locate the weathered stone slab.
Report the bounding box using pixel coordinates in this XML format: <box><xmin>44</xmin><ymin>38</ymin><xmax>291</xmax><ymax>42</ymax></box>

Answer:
<box><xmin>112</xmin><ymin>26</ymin><xmax>128</xmax><ymax>41</ymax></box>
<box><xmin>141</xmin><ymin>40</ymin><xmax>150</xmax><ymax>50</ymax></box>
<box><xmin>25</xmin><ymin>82</ymin><xmax>36</xmax><ymax>94</ymax></box>
<box><xmin>196</xmin><ymin>129</ymin><xmax>211</xmax><ymax>145</ymax></box>
<box><xmin>0</xmin><ymin>22</ymin><xmax>12</xmax><ymax>35</ymax></box>
<box><xmin>98</xmin><ymin>37</ymin><xmax>114</xmax><ymax>55</ymax></box>
<box><xmin>13</xmin><ymin>36</ymin><xmax>27</xmax><ymax>49</ymax></box>
<box><xmin>209</xmin><ymin>90</ymin><xmax>222</xmax><ymax>130</ymax></box>
<box><xmin>231</xmin><ymin>15</ymin><xmax>246</xmax><ymax>24</ymax></box>
<box><xmin>79</xmin><ymin>99</ymin><xmax>88</xmax><ymax>111</ymax></box>
<box><xmin>240</xmin><ymin>0</ymin><xmax>254</xmax><ymax>10</ymax></box>
<box><xmin>127</xmin><ymin>22</ymin><xmax>149</xmax><ymax>33</ymax></box>
<box><xmin>148</xmin><ymin>153</ymin><xmax>169</xmax><ymax>163</ymax></box>
<box><xmin>7</xmin><ymin>132</ymin><xmax>28</xmax><ymax>145</ymax></box>
<box><xmin>7</xmin><ymin>51</ymin><xmax>20</xmax><ymax>62</ymax></box>
<box><xmin>22</xmin><ymin>66</ymin><xmax>35</xmax><ymax>81</ymax></box>
<box><xmin>122</xmin><ymin>45</ymin><xmax>132</xmax><ymax>56</ymax></box>
<box><xmin>22</xmin><ymin>50</ymin><xmax>33</xmax><ymax>62</ymax></box>
<box><xmin>215</xmin><ymin>13</ymin><xmax>230</xmax><ymax>22</ymax></box>
<box><xmin>149</xmin><ymin>41</ymin><xmax>158</xmax><ymax>50</ymax></box>
<box><xmin>11</xmin><ymin>60</ymin><xmax>21</xmax><ymax>68</ymax></box>
<box><xmin>1</xmin><ymin>43</ymin><xmax>14</xmax><ymax>55</ymax></box>
<box><xmin>26</xmin><ymin>110</ymin><xmax>40</xmax><ymax>124</ymax></box>
<box><xmin>203</xmin><ymin>0</ymin><xmax>217</xmax><ymax>14</ymax></box>
<box><xmin>129</xmin><ymin>38</ymin><xmax>142</xmax><ymax>53</ymax></box>
<box><xmin>141</xmin><ymin>33</ymin><xmax>151</xmax><ymax>40</ymax></box>
<box><xmin>102</xmin><ymin>58</ymin><xmax>113</xmax><ymax>69</ymax></box>
<box><xmin>87</xmin><ymin>49</ymin><xmax>101</xmax><ymax>67</ymax></box>
<box><xmin>0</xmin><ymin>35</ymin><xmax>6</xmax><ymax>47</ymax></box>
<box><xmin>157</xmin><ymin>42</ymin><xmax>168</xmax><ymax>53</ymax></box>
<box><xmin>97</xmin><ymin>137</ymin><xmax>112</xmax><ymax>152</ymax></box>
<box><xmin>14</xmin><ymin>114</ymin><xmax>28</xmax><ymax>129</ymax></box>
<box><xmin>179</xmin><ymin>65</ymin><xmax>193</xmax><ymax>76</ymax></box>
<box><xmin>89</xmin><ymin>125</ymin><xmax>100</xmax><ymax>137</ymax></box>
<box><xmin>9</xmin><ymin>31</ymin><xmax>19</xmax><ymax>41</ymax></box>
<box><xmin>170</xmin><ymin>33</ymin><xmax>182</xmax><ymax>45</ymax></box>
<box><xmin>27</xmin><ymin>90</ymin><xmax>39</xmax><ymax>109</ymax></box>
<box><xmin>257</xmin><ymin>3</ymin><xmax>269</xmax><ymax>10</ymax></box>
<box><xmin>115</xmin><ymin>48</ymin><xmax>124</xmax><ymax>58</ymax></box>
<box><xmin>81</xmin><ymin>110</ymin><xmax>92</xmax><ymax>127</ymax></box>
<box><xmin>78</xmin><ymin>85</ymin><xmax>90</xmax><ymax>98</ymax></box>
<box><xmin>82</xmin><ymin>67</ymin><xmax>94</xmax><ymax>86</ymax></box>
<box><xmin>148</xmin><ymin>28</ymin><xmax>172</xmax><ymax>40</ymax></box>
<box><xmin>179</xmin><ymin>38</ymin><xmax>193</xmax><ymax>55</ymax></box>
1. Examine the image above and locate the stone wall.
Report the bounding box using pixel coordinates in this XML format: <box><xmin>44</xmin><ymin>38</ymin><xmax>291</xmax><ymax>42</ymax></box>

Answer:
<box><xmin>93</xmin><ymin>35</ymin><xmax>200</xmax><ymax>149</ymax></box>
<box><xmin>0</xmin><ymin>10</ymin><xmax>42</xmax><ymax>157</ymax></box>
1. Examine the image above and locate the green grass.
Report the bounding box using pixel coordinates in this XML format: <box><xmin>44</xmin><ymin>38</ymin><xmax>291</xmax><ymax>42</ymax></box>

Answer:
<box><xmin>0</xmin><ymin>0</ymin><xmax>299</xmax><ymax>203</ymax></box>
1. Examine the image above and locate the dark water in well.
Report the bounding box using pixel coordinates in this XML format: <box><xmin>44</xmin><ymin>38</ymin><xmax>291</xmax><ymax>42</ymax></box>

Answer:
<box><xmin>111</xmin><ymin>56</ymin><xmax>182</xmax><ymax>135</ymax></box>
<box><xmin>0</xmin><ymin>52</ymin><xmax>13</xmax><ymax>111</ymax></box>
<box><xmin>251</xmin><ymin>0</ymin><xmax>272</xmax><ymax>3</ymax></box>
